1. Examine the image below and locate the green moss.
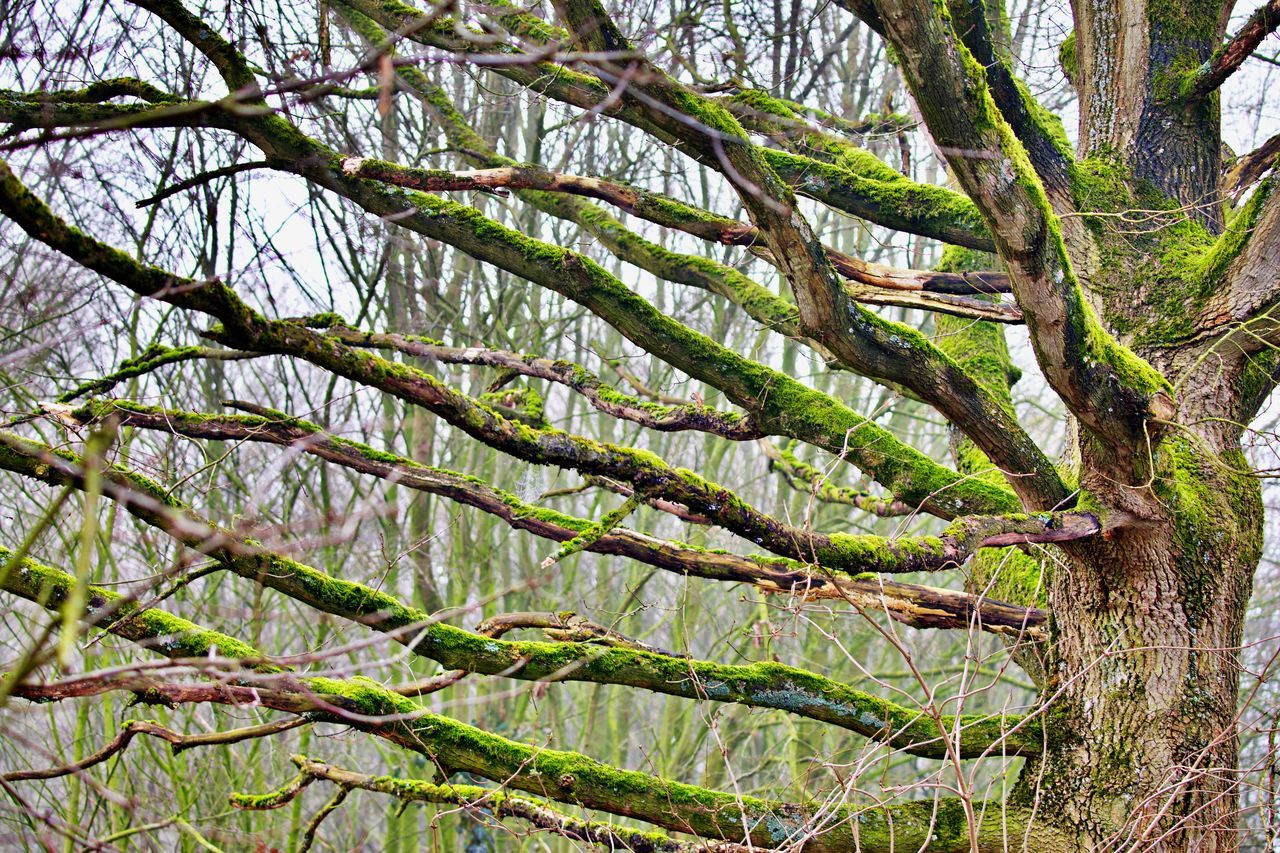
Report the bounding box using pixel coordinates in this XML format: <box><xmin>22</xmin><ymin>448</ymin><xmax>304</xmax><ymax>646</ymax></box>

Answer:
<box><xmin>1195</xmin><ymin>176</ymin><xmax>1275</xmax><ymax>286</ymax></box>
<box><xmin>760</xmin><ymin>148</ymin><xmax>993</xmax><ymax>251</ymax></box>
<box><xmin>478</xmin><ymin>386</ymin><xmax>546</xmax><ymax>426</ymax></box>
<box><xmin>1058</xmin><ymin>31</ymin><xmax>1077</xmax><ymax>82</ymax></box>
<box><xmin>229</xmin><ymin>775</ymin><xmax>306</xmax><ymax>810</ymax></box>
<box><xmin>728</xmin><ymin>88</ymin><xmax>801</xmax><ymax>121</ymax></box>
<box><xmin>1068</xmin><ymin>158</ymin><xmax>1276</xmax><ymax>348</ymax></box>
<box><xmin>0</xmin><ymin>546</ymin><xmax>277</xmax><ymax>669</ymax></box>
<box><xmin>1154</xmin><ymin>437</ymin><xmax>1262</xmax><ymax>628</ymax></box>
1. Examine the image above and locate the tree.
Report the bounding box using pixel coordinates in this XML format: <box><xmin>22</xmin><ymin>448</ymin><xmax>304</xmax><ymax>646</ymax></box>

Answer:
<box><xmin>0</xmin><ymin>0</ymin><xmax>1278</xmax><ymax>850</ymax></box>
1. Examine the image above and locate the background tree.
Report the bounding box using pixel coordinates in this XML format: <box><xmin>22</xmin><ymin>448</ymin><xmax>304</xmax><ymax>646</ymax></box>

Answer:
<box><xmin>0</xmin><ymin>0</ymin><xmax>1278</xmax><ymax>850</ymax></box>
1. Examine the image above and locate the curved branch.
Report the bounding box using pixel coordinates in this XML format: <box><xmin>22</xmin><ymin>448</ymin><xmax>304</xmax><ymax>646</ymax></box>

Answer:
<box><xmin>56</xmin><ymin>344</ymin><xmax>262</xmax><ymax>403</ymax></box>
<box><xmin>2</xmin><ymin>718</ymin><xmax>307</xmax><ymax>782</ymax></box>
<box><xmin>1225</xmin><ymin>132</ymin><xmax>1280</xmax><ymax>198</ymax></box>
<box><xmin>759</xmin><ymin>440</ymin><xmax>911</xmax><ymax>516</ymax></box>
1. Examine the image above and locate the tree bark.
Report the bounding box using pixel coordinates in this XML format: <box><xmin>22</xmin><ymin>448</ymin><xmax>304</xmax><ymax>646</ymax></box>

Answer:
<box><xmin>1022</xmin><ymin>398</ymin><xmax>1264</xmax><ymax>850</ymax></box>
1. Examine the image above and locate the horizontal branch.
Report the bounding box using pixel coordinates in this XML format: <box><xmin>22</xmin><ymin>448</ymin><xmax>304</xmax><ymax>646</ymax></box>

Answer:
<box><xmin>63</xmin><ymin>401</ymin><xmax>1097</xmax><ymax>576</ymax></box>
<box><xmin>10</xmin><ymin>666</ymin><xmax>1045</xmax><ymax>851</ymax></box>
<box><xmin>57</xmin><ymin>344</ymin><xmax>262</xmax><ymax>403</ymax></box>
<box><xmin>63</xmin><ymin>400</ymin><xmax>1053</xmax><ymax>638</ymax></box>
<box><xmin>0</xmin><ymin>456</ymin><xmax>1044</xmax><ymax>756</ymax></box>
<box><xmin>0</xmin><ymin>76</ymin><xmax>180</xmax><ymax>105</ymax></box>
<box><xmin>304</xmin><ymin>318</ymin><xmax>764</xmax><ymax>439</ymax></box>
<box><xmin>338</xmin><ymin>158</ymin><xmax>1015</xmax><ymax>302</ymax></box>
<box><xmin>238</xmin><ymin>754</ymin><xmax>745</xmax><ymax>852</ymax></box>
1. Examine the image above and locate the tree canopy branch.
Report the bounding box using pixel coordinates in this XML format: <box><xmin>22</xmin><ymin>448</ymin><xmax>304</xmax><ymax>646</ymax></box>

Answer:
<box><xmin>871</xmin><ymin>0</ymin><xmax>1176</xmax><ymax>461</ymax></box>
<box><xmin>64</xmin><ymin>398</ymin><xmax>1052</xmax><ymax>638</ymax></box>
<box><xmin>0</xmin><ymin>518</ymin><xmax>1042</xmax><ymax>759</ymax></box>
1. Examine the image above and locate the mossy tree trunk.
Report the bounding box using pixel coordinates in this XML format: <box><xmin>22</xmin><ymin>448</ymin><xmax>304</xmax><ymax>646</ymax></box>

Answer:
<box><xmin>1030</xmin><ymin>9</ymin><xmax>1270</xmax><ymax>845</ymax></box>
<box><xmin>881</xmin><ymin>0</ymin><xmax>1280</xmax><ymax>847</ymax></box>
<box><xmin>1027</xmin><ymin>448</ymin><xmax>1263</xmax><ymax>849</ymax></box>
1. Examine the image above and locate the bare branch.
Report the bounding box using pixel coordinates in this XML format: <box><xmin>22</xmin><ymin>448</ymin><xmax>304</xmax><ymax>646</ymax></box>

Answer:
<box><xmin>2</xmin><ymin>718</ymin><xmax>307</xmax><ymax>782</ymax></box>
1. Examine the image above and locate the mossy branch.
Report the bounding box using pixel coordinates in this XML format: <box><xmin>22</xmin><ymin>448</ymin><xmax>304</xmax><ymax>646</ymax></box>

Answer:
<box><xmin>236</xmin><ymin>754</ymin><xmax>750</xmax><ymax>852</ymax></box>
<box><xmin>56</xmin><ymin>344</ymin><xmax>261</xmax><ymax>403</ymax></box>
<box><xmin>874</xmin><ymin>0</ymin><xmax>1176</xmax><ymax>466</ymax></box>
<box><xmin>43</xmin><ymin>403</ymin><xmax>1093</xmax><ymax>577</ymax></box>
<box><xmin>0</xmin><ymin>546</ymin><xmax>276</xmax><ymax>670</ymax></box>
<box><xmin>304</xmin><ymin>319</ymin><xmax>765</xmax><ymax>439</ymax></box>
<box><xmin>0</xmin><ymin>443</ymin><xmax>1044</xmax><ymax>755</ymax></box>
<box><xmin>337</xmin><ymin>0</ymin><xmax>995</xmax><ymax>251</ymax></box>
<box><xmin>940</xmin><ymin>0</ymin><xmax>1073</xmax><ymax>196</ymax></box>
<box><xmin>3</xmin><ymin>718</ymin><xmax>307</xmax><ymax>782</ymax></box>
<box><xmin>539</xmin><ymin>0</ymin><xmax>1064</xmax><ymax>510</ymax></box>
<box><xmin>76</xmin><ymin>399</ymin><xmax>1050</xmax><ymax>638</ymax></box>
<box><xmin>1174</xmin><ymin>0</ymin><xmax>1280</xmax><ymax>102</ymax></box>
<box><xmin>9</xmin><ymin>668</ymin><xmax>1049</xmax><ymax>852</ymax></box>
<box><xmin>337</xmin><ymin>157</ymin><xmax>1016</xmax><ymax>307</ymax></box>
<box><xmin>325</xmin><ymin>6</ymin><xmax>1054</xmax><ymax>512</ymax></box>
<box><xmin>759</xmin><ymin>440</ymin><xmax>911</xmax><ymax>516</ymax></box>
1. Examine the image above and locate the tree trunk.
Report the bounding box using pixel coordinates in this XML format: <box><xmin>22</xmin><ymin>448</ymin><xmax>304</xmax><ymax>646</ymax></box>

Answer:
<box><xmin>1023</xmin><ymin>433</ymin><xmax>1263</xmax><ymax>850</ymax></box>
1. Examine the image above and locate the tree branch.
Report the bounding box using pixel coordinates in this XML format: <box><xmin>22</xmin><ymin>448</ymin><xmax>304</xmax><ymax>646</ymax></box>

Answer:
<box><xmin>336</xmin><ymin>0</ymin><xmax>996</xmax><ymax>250</ymax></box>
<box><xmin>337</xmin><ymin>157</ymin><xmax>1016</xmax><ymax>303</ymax></box>
<box><xmin>238</xmin><ymin>754</ymin><xmax>749</xmax><ymax>852</ymax></box>
<box><xmin>515</xmin><ymin>0</ymin><xmax>1066</xmax><ymax>508</ymax></box>
<box><xmin>50</xmin><ymin>403</ymin><xmax>1099</xmax><ymax>577</ymax></box>
<box><xmin>56</xmin><ymin>344</ymin><xmax>262</xmax><ymax>403</ymax></box>
<box><xmin>2</xmin><ymin>718</ymin><xmax>307</xmax><ymax>782</ymax></box>
<box><xmin>759</xmin><ymin>440</ymin><xmax>912</xmax><ymax>516</ymax></box>
<box><xmin>1177</xmin><ymin>0</ymin><xmax>1280</xmax><ymax>101</ymax></box>
<box><xmin>10</xmin><ymin>668</ymin><xmax>1049</xmax><ymax>852</ymax></box>
<box><xmin>301</xmin><ymin>317</ymin><xmax>766</xmax><ymax>439</ymax></box>
<box><xmin>871</xmin><ymin>0</ymin><xmax>1176</xmax><ymax>462</ymax></box>
<box><xmin>0</xmin><ymin>465</ymin><xmax>1045</xmax><ymax>755</ymax></box>
<box><xmin>73</xmin><ymin>399</ymin><xmax>1049</xmax><ymax>637</ymax></box>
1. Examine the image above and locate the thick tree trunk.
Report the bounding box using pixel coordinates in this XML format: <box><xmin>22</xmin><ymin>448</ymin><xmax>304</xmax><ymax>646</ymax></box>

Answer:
<box><xmin>1074</xmin><ymin>0</ymin><xmax>1225</xmax><ymax>229</ymax></box>
<box><xmin>1024</xmin><ymin>437</ymin><xmax>1263</xmax><ymax>850</ymax></box>
<box><xmin>1017</xmin><ymin>3</ymin><xmax>1272</xmax><ymax>845</ymax></box>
